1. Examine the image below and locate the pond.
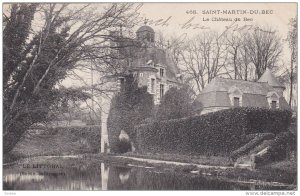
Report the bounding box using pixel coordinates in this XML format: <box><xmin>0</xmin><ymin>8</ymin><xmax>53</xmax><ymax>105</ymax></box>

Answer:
<box><xmin>3</xmin><ymin>156</ymin><xmax>294</xmax><ymax>191</ymax></box>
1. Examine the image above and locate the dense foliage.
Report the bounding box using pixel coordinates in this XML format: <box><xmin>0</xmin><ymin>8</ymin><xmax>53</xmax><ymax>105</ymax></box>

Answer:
<box><xmin>244</xmin><ymin>108</ymin><xmax>292</xmax><ymax>134</ymax></box>
<box><xmin>135</xmin><ymin>108</ymin><xmax>292</xmax><ymax>156</ymax></box>
<box><xmin>3</xmin><ymin>3</ymin><xmax>137</xmax><ymax>154</ymax></box>
<box><xmin>269</xmin><ymin>131</ymin><xmax>296</xmax><ymax>161</ymax></box>
<box><xmin>11</xmin><ymin>126</ymin><xmax>101</xmax><ymax>157</ymax></box>
<box><xmin>107</xmin><ymin>74</ymin><xmax>154</xmax><ymax>153</ymax></box>
<box><xmin>156</xmin><ymin>86</ymin><xmax>202</xmax><ymax>121</ymax></box>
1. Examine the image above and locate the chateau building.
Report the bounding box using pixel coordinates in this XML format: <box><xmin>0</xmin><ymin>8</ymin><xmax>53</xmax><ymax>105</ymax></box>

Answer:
<box><xmin>100</xmin><ymin>24</ymin><xmax>182</xmax><ymax>152</ymax></box>
<box><xmin>196</xmin><ymin>68</ymin><xmax>291</xmax><ymax>115</ymax></box>
<box><xmin>114</xmin><ymin>24</ymin><xmax>182</xmax><ymax>104</ymax></box>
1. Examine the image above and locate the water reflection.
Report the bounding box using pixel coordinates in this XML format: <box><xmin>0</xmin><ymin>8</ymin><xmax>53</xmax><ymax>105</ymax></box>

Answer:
<box><xmin>3</xmin><ymin>160</ymin><xmax>293</xmax><ymax>190</ymax></box>
<box><xmin>5</xmin><ymin>173</ymin><xmax>44</xmax><ymax>183</ymax></box>
<box><xmin>101</xmin><ymin>163</ymin><xmax>109</xmax><ymax>190</ymax></box>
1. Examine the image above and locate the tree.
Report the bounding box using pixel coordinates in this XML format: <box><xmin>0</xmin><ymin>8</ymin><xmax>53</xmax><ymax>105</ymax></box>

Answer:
<box><xmin>244</xmin><ymin>27</ymin><xmax>283</xmax><ymax>79</ymax></box>
<box><xmin>286</xmin><ymin>18</ymin><xmax>297</xmax><ymax>106</ymax></box>
<box><xmin>107</xmin><ymin>74</ymin><xmax>154</xmax><ymax>153</ymax></box>
<box><xmin>155</xmin><ymin>31</ymin><xmax>185</xmax><ymax>69</ymax></box>
<box><xmin>180</xmin><ymin>32</ymin><xmax>230</xmax><ymax>94</ymax></box>
<box><xmin>225</xmin><ymin>31</ymin><xmax>242</xmax><ymax>80</ymax></box>
<box><xmin>156</xmin><ymin>86</ymin><xmax>201</xmax><ymax>121</ymax></box>
<box><xmin>3</xmin><ymin>3</ymin><xmax>139</xmax><ymax>155</ymax></box>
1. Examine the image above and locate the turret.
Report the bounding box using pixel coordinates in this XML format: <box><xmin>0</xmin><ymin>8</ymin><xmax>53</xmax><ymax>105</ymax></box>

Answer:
<box><xmin>136</xmin><ymin>24</ymin><xmax>155</xmax><ymax>43</ymax></box>
<box><xmin>258</xmin><ymin>68</ymin><xmax>285</xmax><ymax>97</ymax></box>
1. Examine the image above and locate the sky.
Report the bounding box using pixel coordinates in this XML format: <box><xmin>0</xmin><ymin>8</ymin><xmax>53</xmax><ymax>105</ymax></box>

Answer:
<box><xmin>137</xmin><ymin>3</ymin><xmax>296</xmax><ymax>36</ymax></box>
<box><xmin>59</xmin><ymin>2</ymin><xmax>297</xmax><ymax>88</ymax></box>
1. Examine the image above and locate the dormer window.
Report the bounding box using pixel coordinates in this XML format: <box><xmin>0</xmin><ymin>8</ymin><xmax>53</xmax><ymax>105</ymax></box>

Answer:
<box><xmin>271</xmin><ymin>101</ymin><xmax>277</xmax><ymax>109</ymax></box>
<box><xmin>160</xmin><ymin>68</ymin><xmax>165</xmax><ymax>77</ymax></box>
<box><xmin>266</xmin><ymin>91</ymin><xmax>279</xmax><ymax>109</ymax></box>
<box><xmin>233</xmin><ymin>97</ymin><xmax>240</xmax><ymax>107</ymax></box>
<box><xmin>228</xmin><ymin>86</ymin><xmax>243</xmax><ymax>107</ymax></box>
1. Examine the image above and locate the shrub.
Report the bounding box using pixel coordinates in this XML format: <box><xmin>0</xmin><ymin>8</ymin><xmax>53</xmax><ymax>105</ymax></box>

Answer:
<box><xmin>53</xmin><ymin>125</ymin><xmax>101</xmax><ymax>153</ymax></box>
<box><xmin>117</xmin><ymin>140</ymin><xmax>132</xmax><ymax>153</ymax></box>
<box><xmin>156</xmin><ymin>86</ymin><xmax>201</xmax><ymax>121</ymax></box>
<box><xmin>107</xmin><ymin>74</ymin><xmax>154</xmax><ymax>153</ymax></box>
<box><xmin>244</xmin><ymin>108</ymin><xmax>292</xmax><ymax>134</ymax></box>
<box><xmin>11</xmin><ymin>125</ymin><xmax>101</xmax><ymax>157</ymax></box>
<box><xmin>269</xmin><ymin>131</ymin><xmax>296</xmax><ymax>161</ymax></box>
<box><xmin>135</xmin><ymin>108</ymin><xmax>292</xmax><ymax>156</ymax></box>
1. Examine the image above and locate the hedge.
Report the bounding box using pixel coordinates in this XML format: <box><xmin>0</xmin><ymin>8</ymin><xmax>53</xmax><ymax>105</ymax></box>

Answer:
<box><xmin>135</xmin><ymin>108</ymin><xmax>292</xmax><ymax>156</ymax></box>
<box><xmin>244</xmin><ymin>108</ymin><xmax>292</xmax><ymax>134</ymax></box>
<box><xmin>269</xmin><ymin>131</ymin><xmax>296</xmax><ymax>161</ymax></box>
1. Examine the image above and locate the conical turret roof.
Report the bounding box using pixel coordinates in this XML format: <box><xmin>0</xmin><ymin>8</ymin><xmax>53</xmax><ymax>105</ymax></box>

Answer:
<box><xmin>258</xmin><ymin>68</ymin><xmax>285</xmax><ymax>88</ymax></box>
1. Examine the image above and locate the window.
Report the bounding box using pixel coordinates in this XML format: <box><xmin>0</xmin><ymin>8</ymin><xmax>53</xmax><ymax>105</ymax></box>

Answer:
<box><xmin>266</xmin><ymin>91</ymin><xmax>279</xmax><ymax>110</ymax></box>
<box><xmin>147</xmin><ymin>32</ymin><xmax>150</xmax><ymax>41</ymax></box>
<box><xmin>160</xmin><ymin>68</ymin><xmax>164</xmax><ymax>77</ymax></box>
<box><xmin>139</xmin><ymin>73</ymin><xmax>144</xmax><ymax>77</ymax></box>
<box><xmin>233</xmin><ymin>97</ymin><xmax>240</xmax><ymax>107</ymax></box>
<box><xmin>160</xmin><ymin>84</ymin><xmax>164</xmax><ymax>98</ymax></box>
<box><xmin>229</xmin><ymin>87</ymin><xmax>243</xmax><ymax>107</ymax></box>
<box><xmin>150</xmin><ymin>34</ymin><xmax>154</xmax><ymax>42</ymax></box>
<box><xmin>151</xmin><ymin>78</ymin><xmax>155</xmax><ymax>93</ymax></box>
<box><xmin>119</xmin><ymin>77</ymin><xmax>125</xmax><ymax>91</ymax></box>
<box><xmin>271</xmin><ymin>101</ymin><xmax>277</xmax><ymax>109</ymax></box>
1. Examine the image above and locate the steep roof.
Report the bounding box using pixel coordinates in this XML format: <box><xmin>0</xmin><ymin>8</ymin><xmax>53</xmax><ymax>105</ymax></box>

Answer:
<box><xmin>201</xmin><ymin>77</ymin><xmax>274</xmax><ymax>95</ymax></box>
<box><xmin>136</xmin><ymin>25</ymin><xmax>154</xmax><ymax>33</ymax></box>
<box><xmin>130</xmin><ymin>45</ymin><xmax>180</xmax><ymax>83</ymax></box>
<box><xmin>117</xmin><ymin>25</ymin><xmax>180</xmax><ymax>83</ymax></box>
<box><xmin>197</xmin><ymin>77</ymin><xmax>290</xmax><ymax>110</ymax></box>
<box><xmin>258</xmin><ymin>68</ymin><xmax>285</xmax><ymax>88</ymax></box>
<box><xmin>197</xmin><ymin>91</ymin><xmax>269</xmax><ymax>108</ymax></box>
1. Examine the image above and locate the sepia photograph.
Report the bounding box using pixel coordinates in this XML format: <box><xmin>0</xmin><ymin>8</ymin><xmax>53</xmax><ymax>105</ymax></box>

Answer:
<box><xmin>1</xmin><ymin>2</ymin><xmax>298</xmax><ymax>192</ymax></box>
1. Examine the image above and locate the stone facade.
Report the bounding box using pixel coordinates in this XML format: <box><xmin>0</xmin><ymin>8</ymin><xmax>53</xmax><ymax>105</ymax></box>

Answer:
<box><xmin>114</xmin><ymin>24</ymin><xmax>182</xmax><ymax>104</ymax></box>
<box><xmin>100</xmin><ymin>25</ymin><xmax>182</xmax><ymax>152</ymax></box>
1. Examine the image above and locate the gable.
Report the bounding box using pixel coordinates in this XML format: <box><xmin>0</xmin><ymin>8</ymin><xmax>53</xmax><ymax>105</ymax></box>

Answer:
<box><xmin>228</xmin><ymin>86</ymin><xmax>243</xmax><ymax>95</ymax></box>
<box><xmin>266</xmin><ymin>91</ymin><xmax>280</xmax><ymax>99</ymax></box>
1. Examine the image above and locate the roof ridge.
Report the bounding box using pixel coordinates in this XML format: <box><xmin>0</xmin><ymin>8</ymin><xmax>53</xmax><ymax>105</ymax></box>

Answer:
<box><xmin>216</xmin><ymin>77</ymin><xmax>268</xmax><ymax>84</ymax></box>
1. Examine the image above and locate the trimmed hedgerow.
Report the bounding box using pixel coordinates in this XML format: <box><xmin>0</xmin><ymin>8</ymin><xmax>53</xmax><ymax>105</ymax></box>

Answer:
<box><xmin>135</xmin><ymin>108</ymin><xmax>292</xmax><ymax>156</ymax></box>
<box><xmin>244</xmin><ymin>108</ymin><xmax>292</xmax><ymax>134</ymax></box>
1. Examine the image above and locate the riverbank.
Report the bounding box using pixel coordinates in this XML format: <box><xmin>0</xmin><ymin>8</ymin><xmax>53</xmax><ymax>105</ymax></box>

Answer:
<box><xmin>6</xmin><ymin>127</ymin><xmax>100</xmax><ymax>162</ymax></box>
<box><xmin>3</xmin><ymin>153</ymin><xmax>297</xmax><ymax>188</ymax></box>
<box><xmin>102</xmin><ymin>153</ymin><xmax>296</xmax><ymax>186</ymax></box>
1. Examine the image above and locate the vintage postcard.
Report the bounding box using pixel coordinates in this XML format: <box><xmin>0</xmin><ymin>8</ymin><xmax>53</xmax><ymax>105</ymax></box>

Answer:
<box><xmin>2</xmin><ymin>2</ymin><xmax>298</xmax><ymax>192</ymax></box>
